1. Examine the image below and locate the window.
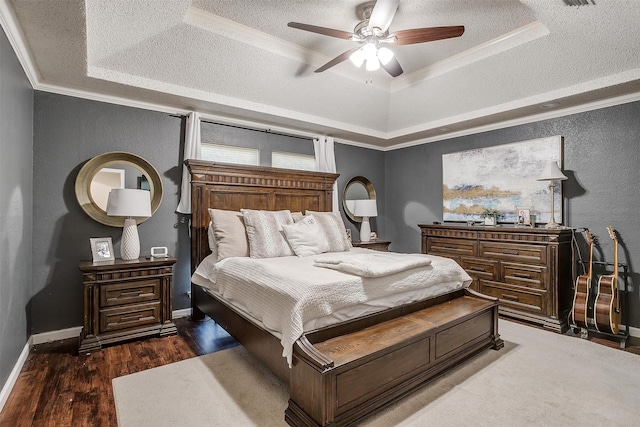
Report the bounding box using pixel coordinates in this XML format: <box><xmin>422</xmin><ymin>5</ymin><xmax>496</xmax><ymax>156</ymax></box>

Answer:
<box><xmin>201</xmin><ymin>143</ymin><xmax>259</xmax><ymax>165</ymax></box>
<box><xmin>272</xmin><ymin>151</ymin><xmax>317</xmax><ymax>171</ymax></box>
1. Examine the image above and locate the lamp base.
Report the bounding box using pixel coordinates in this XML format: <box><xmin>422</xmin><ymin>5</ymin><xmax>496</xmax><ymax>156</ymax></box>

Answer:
<box><xmin>120</xmin><ymin>218</ymin><xmax>141</xmax><ymax>260</ymax></box>
<box><xmin>360</xmin><ymin>217</ymin><xmax>371</xmax><ymax>242</ymax></box>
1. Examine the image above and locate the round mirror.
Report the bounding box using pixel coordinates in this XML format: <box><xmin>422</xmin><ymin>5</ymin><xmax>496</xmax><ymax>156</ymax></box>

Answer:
<box><xmin>75</xmin><ymin>152</ymin><xmax>163</xmax><ymax>227</ymax></box>
<box><xmin>343</xmin><ymin>176</ymin><xmax>376</xmax><ymax>222</ymax></box>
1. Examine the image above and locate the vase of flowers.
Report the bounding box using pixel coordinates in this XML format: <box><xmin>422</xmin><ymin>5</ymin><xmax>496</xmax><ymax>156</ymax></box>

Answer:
<box><xmin>481</xmin><ymin>208</ymin><xmax>499</xmax><ymax>226</ymax></box>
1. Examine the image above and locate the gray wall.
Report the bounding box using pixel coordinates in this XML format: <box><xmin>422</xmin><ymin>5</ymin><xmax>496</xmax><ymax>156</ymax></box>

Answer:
<box><xmin>32</xmin><ymin>93</ymin><xmax>185</xmax><ymax>333</ymax></box>
<box><xmin>335</xmin><ymin>143</ymin><xmax>386</xmax><ymax>244</ymax></box>
<box><xmin>29</xmin><ymin>95</ymin><xmax>383</xmax><ymax>335</ymax></box>
<box><xmin>385</xmin><ymin>102</ymin><xmax>640</xmax><ymax>327</ymax></box>
<box><xmin>0</xmin><ymin>27</ymin><xmax>33</xmax><ymax>391</ymax></box>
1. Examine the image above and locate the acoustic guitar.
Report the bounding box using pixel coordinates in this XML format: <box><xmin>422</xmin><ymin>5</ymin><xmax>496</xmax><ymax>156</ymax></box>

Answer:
<box><xmin>594</xmin><ymin>226</ymin><xmax>621</xmax><ymax>334</ymax></box>
<box><xmin>571</xmin><ymin>229</ymin><xmax>593</xmax><ymax>328</ymax></box>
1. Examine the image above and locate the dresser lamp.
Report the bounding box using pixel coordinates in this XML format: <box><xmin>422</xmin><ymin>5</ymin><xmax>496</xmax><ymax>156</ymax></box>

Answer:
<box><xmin>106</xmin><ymin>189</ymin><xmax>152</xmax><ymax>260</ymax></box>
<box><xmin>537</xmin><ymin>161</ymin><xmax>567</xmax><ymax>229</ymax></box>
<box><xmin>353</xmin><ymin>199</ymin><xmax>378</xmax><ymax>243</ymax></box>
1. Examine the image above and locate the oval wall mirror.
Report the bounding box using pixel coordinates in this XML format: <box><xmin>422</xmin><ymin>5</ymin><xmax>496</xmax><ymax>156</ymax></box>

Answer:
<box><xmin>343</xmin><ymin>176</ymin><xmax>376</xmax><ymax>222</ymax></box>
<box><xmin>75</xmin><ymin>152</ymin><xmax>163</xmax><ymax>227</ymax></box>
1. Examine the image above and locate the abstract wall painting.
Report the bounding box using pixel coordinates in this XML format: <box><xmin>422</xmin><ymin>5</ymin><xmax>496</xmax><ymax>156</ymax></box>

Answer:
<box><xmin>442</xmin><ymin>136</ymin><xmax>563</xmax><ymax>224</ymax></box>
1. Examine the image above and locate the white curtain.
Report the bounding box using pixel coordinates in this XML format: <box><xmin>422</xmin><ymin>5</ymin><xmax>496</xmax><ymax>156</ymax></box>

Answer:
<box><xmin>176</xmin><ymin>112</ymin><xmax>202</xmax><ymax>214</ymax></box>
<box><xmin>313</xmin><ymin>136</ymin><xmax>339</xmax><ymax>212</ymax></box>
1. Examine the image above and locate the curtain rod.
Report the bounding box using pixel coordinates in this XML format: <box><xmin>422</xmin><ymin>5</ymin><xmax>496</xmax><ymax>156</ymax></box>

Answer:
<box><xmin>170</xmin><ymin>114</ymin><xmax>312</xmax><ymax>141</ymax></box>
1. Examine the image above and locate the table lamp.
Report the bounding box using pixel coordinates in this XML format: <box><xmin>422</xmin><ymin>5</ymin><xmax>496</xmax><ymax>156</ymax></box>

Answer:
<box><xmin>106</xmin><ymin>189</ymin><xmax>152</xmax><ymax>260</ymax></box>
<box><xmin>536</xmin><ymin>161</ymin><xmax>567</xmax><ymax>229</ymax></box>
<box><xmin>353</xmin><ymin>199</ymin><xmax>378</xmax><ymax>243</ymax></box>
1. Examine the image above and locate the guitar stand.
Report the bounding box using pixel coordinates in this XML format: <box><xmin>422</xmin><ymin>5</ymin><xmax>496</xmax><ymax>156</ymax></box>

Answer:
<box><xmin>570</xmin><ymin>261</ymin><xmax>629</xmax><ymax>349</ymax></box>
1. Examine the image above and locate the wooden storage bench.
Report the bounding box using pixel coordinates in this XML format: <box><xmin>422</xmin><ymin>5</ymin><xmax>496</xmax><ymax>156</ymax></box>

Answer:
<box><xmin>286</xmin><ymin>289</ymin><xmax>503</xmax><ymax>426</ymax></box>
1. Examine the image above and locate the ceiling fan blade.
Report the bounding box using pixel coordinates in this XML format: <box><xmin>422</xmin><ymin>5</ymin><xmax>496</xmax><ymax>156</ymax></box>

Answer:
<box><xmin>381</xmin><ymin>56</ymin><xmax>403</xmax><ymax>77</ymax></box>
<box><xmin>288</xmin><ymin>22</ymin><xmax>353</xmax><ymax>40</ymax></box>
<box><xmin>392</xmin><ymin>26</ymin><xmax>465</xmax><ymax>45</ymax></box>
<box><xmin>315</xmin><ymin>47</ymin><xmax>361</xmax><ymax>73</ymax></box>
<box><xmin>368</xmin><ymin>0</ymin><xmax>400</xmax><ymax>32</ymax></box>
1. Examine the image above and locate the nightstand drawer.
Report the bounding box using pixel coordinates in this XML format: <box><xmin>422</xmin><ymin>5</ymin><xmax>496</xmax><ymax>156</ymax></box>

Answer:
<box><xmin>479</xmin><ymin>241</ymin><xmax>547</xmax><ymax>265</ymax></box>
<box><xmin>502</xmin><ymin>263</ymin><xmax>546</xmax><ymax>290</ymax></box>
<box><xmin>100</xmin><ymin>302</ymin><xmax>161</xmax><ymax>333</ymax></box>
<box><xmin>100</xmin><ymin>280</ymin><xmax>161</xmax><ymax>307</ymax></box>
<box><xmin>427</xmin><ymin>238</ymin><xmax>477</xmax><ymax>258</ymax></box>
<box><xmin>479</xmin><ymin>281</ymin><xmax>544</xmax><ymax>314</ymax></box>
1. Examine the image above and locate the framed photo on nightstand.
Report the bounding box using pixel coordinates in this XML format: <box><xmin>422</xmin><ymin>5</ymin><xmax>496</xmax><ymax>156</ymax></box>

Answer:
<box><xmin>90</xmin><ymin>237</ymin><xmax>115</xmax><ymax>262</ymax></box>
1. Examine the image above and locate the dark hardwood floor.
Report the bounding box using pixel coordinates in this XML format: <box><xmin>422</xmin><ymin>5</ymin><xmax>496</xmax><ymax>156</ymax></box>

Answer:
<box><xmin>1</xmin><ymin>317</ymin><xmax>638</xmax><ymax>426</ymax></box>
<box><xmin>0</xmin><ymin>317</ymin><xmax>237</xmax><ymax>427</ymax></box>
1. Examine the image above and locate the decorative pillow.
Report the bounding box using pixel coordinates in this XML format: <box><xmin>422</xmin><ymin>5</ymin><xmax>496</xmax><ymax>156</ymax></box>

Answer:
<box><xmin>208</xmin><ymin>209</ymin><xmax>250</xmax><ymax>261</ymax></box>
<box><xmin>291</xmin><ymin>211</ymin><xmax>305</xmax><ymax>222</ymax></box>
<box><xmin>306</xmin><ymin>211</ymin><xmax>353</xmax><ymax>253</ymax></box>
<box><xmin>207</xmin><ymin>221</ymin><xmax>218</xmax><ymax>261</ymax></box>
<box><xmin>241</xmin><ymin>209</ymin><xmax>295</xmax><ymax>258</ymax></box>
<box><xmin>282</xmin><ymin>215</ymin><xmax>330</xmax><ymax>257</ymax></box>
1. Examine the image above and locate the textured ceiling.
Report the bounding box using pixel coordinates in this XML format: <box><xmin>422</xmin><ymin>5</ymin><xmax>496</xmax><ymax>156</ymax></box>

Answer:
<box><xmin>2</xmin><ymin>0</ymin><xmax>640</xmax><ymax>149</ymax></box>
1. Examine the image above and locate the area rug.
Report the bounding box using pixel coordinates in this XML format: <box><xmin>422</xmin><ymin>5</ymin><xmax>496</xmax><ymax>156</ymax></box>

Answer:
<box><xmin>113</xmin><ymin>320</ymin><xmax>640</xmax><ymax>426</ymax></box>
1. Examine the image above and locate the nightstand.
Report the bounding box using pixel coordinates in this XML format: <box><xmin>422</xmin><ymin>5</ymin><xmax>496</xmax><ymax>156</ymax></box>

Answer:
<box><xmin>78</xmin><ymin>257</ymin><xmax>177</xmax><ymax>353</ymax></box>
<box><xmin>351</xmin><ymin>240</ymin><xmax>391</xmax><ymax>252</ymax></box>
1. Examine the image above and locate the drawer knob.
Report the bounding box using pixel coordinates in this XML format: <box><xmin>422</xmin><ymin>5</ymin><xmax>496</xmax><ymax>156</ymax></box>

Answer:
<box><xmin>501</xmin><ymin>294</ymin><xmax>519</xmax><ymax>302</ymax></box>
<box><xmin>120</xmin><ymin>314</ymin><xmax>142</xmax><ymax>322</ymax></box>
<box><xmin>503</xmin><ymin>250</ymin><xmax>519</xmax><ymax>255</ymax></box>
<box><xmin>513</xmin><ymin>273</ymin><xmax>532</xmax><ymax>279</ymax></box>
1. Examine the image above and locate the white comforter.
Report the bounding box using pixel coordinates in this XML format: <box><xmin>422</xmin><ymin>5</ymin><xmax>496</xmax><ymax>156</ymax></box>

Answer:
<box><xmin>193</xmin><ymin>248</ymin><xmax>472</xmax><ymax>366</ymax></box>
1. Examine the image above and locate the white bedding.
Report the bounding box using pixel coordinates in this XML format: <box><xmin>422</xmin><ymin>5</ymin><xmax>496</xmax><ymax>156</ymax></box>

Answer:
<box><xmin>314</xmin><ymin>251</ymin><xmax>432</xmax><ymax>277</ymax></box>
<box><xmin>192</xmin><ymin>248</ymin><xmax>472</xmax><ymax>366</ymax></box>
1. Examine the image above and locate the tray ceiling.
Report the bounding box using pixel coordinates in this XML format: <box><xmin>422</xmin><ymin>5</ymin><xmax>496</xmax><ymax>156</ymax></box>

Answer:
<box><xmin>2</xmin><ymin>0</ymin><xmax>640</xmax><ymax>149</ymax></box>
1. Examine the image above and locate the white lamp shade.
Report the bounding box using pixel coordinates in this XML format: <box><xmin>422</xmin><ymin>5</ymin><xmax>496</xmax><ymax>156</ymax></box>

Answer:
<box><xmin>106</xmin><ymin>189</ymin><xmax>152</xmax><ymax>217</ymax></box>
<box><xmin>377</xmin><ymin>47</ymin><xmax>394</xmax><ymax>65</ymax></box>
<box><xmin>353</xmin><ymin>199</ymin><xmax>378</xmax><ymax>218</ymax></box>
<box><xmin>537</xmin><ymin>161</ymin><xmax>567</xmax><ymax>181</ymax></box>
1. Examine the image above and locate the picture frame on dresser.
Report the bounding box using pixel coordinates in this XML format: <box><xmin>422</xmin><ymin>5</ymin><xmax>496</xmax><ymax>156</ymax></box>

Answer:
<box><xmin>516</xmin><ymin>207</ymin><xmax>531</xmax><ymax>226</ymax></box>
<box><xmin>89</xmin><ymin>237</ymin><xmax>115</xmax><ymax>262</ymax></box>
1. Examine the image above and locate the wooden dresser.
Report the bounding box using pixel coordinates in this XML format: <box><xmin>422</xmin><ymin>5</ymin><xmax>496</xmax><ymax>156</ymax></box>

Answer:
<box><xmin>419</xmin><ymin>224</ymin><xmax>573</xmax><ymax>332</ymax></box>
<box><xmin>79</xmin><ymin>257</ymin><xmax>177</xmax><ymax>352</ymax></box>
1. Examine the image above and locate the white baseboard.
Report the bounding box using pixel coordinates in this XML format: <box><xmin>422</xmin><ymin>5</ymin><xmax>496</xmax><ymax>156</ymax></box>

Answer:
<box><xmin>0</xmin><ymin>342</ymin><xmax>29</xmax><ymax>413</ymax></box>
<box><xmin>172</xmin><ymin>308</ymin><xmax>192</xmax><ymax>318</ymax></box>
<box><xmin>30</xmin><ymin>326</ymin><xmax>83</xmax><ymax>345</ymax></box>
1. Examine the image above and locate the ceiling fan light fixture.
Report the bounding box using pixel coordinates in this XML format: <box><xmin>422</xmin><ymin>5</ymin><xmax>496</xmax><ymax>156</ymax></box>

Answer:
<box><xmin>377</xmin><ymin>46</ymin><xmax>394</xmax><ymax>65</ymax></box>
<box><xmin>349</xmin><ymin>48</ymin><xmax>366</xmax><ymax>67</ymax></box>
<box><xmin>366</xmin><ymin>57</ymin><xmax>380</xmax><ymax>71</ymax></box>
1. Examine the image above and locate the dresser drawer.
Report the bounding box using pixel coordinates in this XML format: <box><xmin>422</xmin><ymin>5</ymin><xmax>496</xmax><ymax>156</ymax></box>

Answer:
<box><xmin>502</xmin><ymin>263</ymin><xmax>547</xmax><ymax>290</ymax></box>
<box><xmin>100</xmin><ymin>279</ymin><xmax>161</xmax><ymax>308</ymax></box>
<box><xmin>99</xmin><ymin>302</ymin><xmax>161</xmax><ymax>333</ymax></box>
<box><xmin>479</xmin><ymin>281</ymin><xmax>544</xmax><ymax>314</ymax></box>
<box><xmin>427</xmin><ymin>238</ymin><xmax>477</xmax><ymax>258</ymax></box>
<box><xmin>479</xmin><ymin>241</ymin><xmax>547</xmax><ymax>265</ymax></box>
<box><xmin>461</xmin><ymin>257</ymin><xmax>498</xmax><ymax>281</ymax></box>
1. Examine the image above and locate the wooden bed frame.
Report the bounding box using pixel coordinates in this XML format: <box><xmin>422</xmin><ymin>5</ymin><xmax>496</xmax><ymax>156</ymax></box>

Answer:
<box><xmin>187</xmin><ymin>160</ymin><xmax>503</xmax><ymax>426</ymax></box>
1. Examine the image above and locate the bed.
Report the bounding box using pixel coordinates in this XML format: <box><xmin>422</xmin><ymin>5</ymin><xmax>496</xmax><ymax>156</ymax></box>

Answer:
<box><xmin>187</xmin><ymin>160</ymin><xmax>503</xmax><ymax>426</ymax></box>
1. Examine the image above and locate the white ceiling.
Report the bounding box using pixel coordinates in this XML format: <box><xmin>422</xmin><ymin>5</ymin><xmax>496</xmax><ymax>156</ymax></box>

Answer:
<box><xmin>2</xmin><ymin>0</ymin><xmax>640</xmax><ymax>150</ymax></box>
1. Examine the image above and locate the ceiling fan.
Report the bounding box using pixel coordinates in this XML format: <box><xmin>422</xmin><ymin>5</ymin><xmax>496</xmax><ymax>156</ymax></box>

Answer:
<box><xmin>288</xmin><ymin>0</ymin><xmax>464</xmax><ymax>77</ymax></box>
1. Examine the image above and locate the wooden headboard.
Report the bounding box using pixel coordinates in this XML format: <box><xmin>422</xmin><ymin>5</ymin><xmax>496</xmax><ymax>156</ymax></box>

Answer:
<box><xmin>186</xmin><ymin>160</ymin><xmax>339</xmax><ymax>270</ymax></box>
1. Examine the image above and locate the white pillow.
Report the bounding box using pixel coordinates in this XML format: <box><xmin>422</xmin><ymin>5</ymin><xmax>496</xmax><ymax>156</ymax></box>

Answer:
<box><xmin>241</xmin><ymin>209</ymin><xmax>295</xmax><ymax>258</ymax></box>
<box><xmin>282</xmin><ymin>215</ymin><xmax>330</xmax><ymax>257</ymax></box>
<box><xmin>208</xmin><ymin>209</ymin><xmax>250</xmax><ymax>261</ymax></box>
<box><xmin>207</xmin><ymin>221</ymin><xmax>218</xmax><ymax>261</ymax></box>
<box><xmin>306</xmin><ymin>211</ymin><xmax>353</xmax><ymax>253</ymax></box>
